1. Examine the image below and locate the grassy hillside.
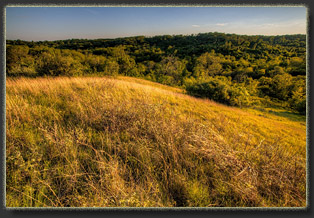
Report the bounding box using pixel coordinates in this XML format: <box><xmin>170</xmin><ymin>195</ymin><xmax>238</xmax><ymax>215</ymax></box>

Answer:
<box><xmin>6</xmin><ymin>76</ymin><xmax>306</xmax><ymax>207</ymax></box>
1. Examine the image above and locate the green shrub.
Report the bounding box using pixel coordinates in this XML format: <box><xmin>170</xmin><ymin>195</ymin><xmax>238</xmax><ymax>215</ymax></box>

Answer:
<box><xmin>35</xmin><ymin>50</ymin><xmax>84</xmax><ymax>76</ymax></box>
<box><xmin>228</xmin><ymin>85</ymin><xmax>251</xmax><ymax>107</ymax></box>
<box><xmin>6</xmin><ymin>45</ymin><xmax>37</xmax><ymax>76</ymax></box>
<box><xmin>289</xmin><ymin>91</ymin><xmax>306</xmax><ymax>115</ymax></box>
<box><xmin>186</xmin><ymin>77</ymin><xmax>252</xmax><ymax>107</ymax></box>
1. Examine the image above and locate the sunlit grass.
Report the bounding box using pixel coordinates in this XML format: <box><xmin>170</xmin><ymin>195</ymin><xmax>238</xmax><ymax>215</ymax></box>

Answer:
<box><xmin>6</xmin><ymin>76</ymin><xmax>306</xmax><ymax>207</ymax></box>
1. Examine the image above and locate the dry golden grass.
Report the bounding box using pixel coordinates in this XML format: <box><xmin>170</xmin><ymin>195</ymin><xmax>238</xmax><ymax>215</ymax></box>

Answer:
<box><xmin>6</xmin><ymin>76</ymin><xmax>306</xmax><ymax>207</ymax></box>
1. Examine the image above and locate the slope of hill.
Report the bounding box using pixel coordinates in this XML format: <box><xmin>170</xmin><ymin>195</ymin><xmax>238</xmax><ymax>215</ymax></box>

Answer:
<box><xmin>6</xmin><ymin>76</ymin><xmax>306</xmax><ymax>207</ymax></box>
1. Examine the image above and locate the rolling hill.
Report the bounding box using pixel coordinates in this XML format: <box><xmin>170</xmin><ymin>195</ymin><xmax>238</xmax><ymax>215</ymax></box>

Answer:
<box><xmin>6</xmin><ymin>76</ymin><xmax>306</xmax><ymax>207</ymax></box>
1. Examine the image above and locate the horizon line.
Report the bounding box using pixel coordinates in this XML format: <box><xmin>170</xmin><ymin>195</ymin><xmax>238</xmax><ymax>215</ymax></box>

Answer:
<box><xmin>5</xmin><ymin>31</ymin><xmax>307</xmax><ymax>43</ymax></box>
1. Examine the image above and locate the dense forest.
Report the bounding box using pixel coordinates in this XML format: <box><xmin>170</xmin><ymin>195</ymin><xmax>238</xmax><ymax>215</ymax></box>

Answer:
<box><xmin>6</xmin><ymin>32</ymin><xmax>306</xmax><ymax>114</ymax></box>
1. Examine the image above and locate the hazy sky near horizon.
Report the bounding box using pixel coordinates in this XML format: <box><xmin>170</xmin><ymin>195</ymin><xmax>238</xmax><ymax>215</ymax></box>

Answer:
<box><xmin>6</xmin><ymin>6</ymin><xmax>307</xmax><ymax>41</ymax></box>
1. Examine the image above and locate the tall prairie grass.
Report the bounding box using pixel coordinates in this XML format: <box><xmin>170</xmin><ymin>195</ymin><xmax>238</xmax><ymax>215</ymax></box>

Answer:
<box><xmin>6</xmin><ymin>76</ymin><xmax>306</xmax><ymax>207</ymax></box>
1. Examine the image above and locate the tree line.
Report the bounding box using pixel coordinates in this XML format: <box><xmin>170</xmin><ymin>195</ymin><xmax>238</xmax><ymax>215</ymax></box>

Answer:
<box><xmin>6</xmin><ymin>32</ymin><xmax>306</xmax><ymax>114</ymax></box>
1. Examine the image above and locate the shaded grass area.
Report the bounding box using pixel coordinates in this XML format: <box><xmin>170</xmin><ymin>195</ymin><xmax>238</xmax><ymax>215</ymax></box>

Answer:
<box><xmin>246</xmin><ymin>105</ymin><xmax>306</xmax><ymax>123</ymax></box>
<box><xmin>6</xmin><ymin>76</ymin><xmax>306</xmax><ymax>207</ymax></box>
<box><xmin>266</xmin><ymin>109</ymin><xmax>306</xmax><ymax>123</ymax></box>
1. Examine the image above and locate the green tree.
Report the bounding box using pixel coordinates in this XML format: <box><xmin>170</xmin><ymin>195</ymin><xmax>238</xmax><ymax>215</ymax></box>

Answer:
<box><xmin>193</xmin><ymin>51</ymin><xmax>222</xmax><ymax>78</ymax></box>
<box><xmin>288</xmin><ymin>57</ymin><xmax>306</xmax><ymax>76</ymax></box>
<box><xmin>155</xmin><ymin>56</ymin><xmax>187</xmax><ymax>86</ymax></box>
<box><xmin>289</xmin><ymin>76</ymin><xmax>306</xmax><ymax>114</ymax></box>
<box><xmin>36</xmin><ymin>49</ymin><xmax>83</xmax><ymax>76</ymax></box>
<box><xmin>271</xmin><ymin>73</ymin><xmax>293</xmax><ymax>100</ymax></box>
<box><xmin>6</xmin><ymin>45</ymin><xmax>35</xmax><ymax>76</ymax></box>
<box><xmin>108</xmin><ymin>46</ymin><xmax>136</xmax><ymax>75</ymax></box>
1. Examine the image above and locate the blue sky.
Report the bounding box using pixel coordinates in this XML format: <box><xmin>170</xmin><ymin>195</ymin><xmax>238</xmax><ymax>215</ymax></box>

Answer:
<box><xmin>6</xmin><ymin>6</ymin><xmax>307</xmax><ymax>41</ymax></box>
